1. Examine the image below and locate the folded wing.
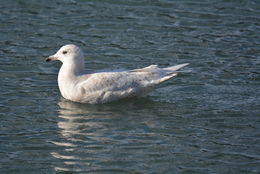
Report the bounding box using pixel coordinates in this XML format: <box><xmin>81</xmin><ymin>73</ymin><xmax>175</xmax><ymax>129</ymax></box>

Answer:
<box><xmin>76</xmin><ymin>63</ymin><xmax>189</xmax><ymax>103</ymax></box>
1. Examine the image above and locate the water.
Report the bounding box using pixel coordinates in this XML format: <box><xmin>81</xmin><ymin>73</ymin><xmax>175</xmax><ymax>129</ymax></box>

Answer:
<box><xmin>0</xmin><ymin>0</ymin><xmax>259</xmax><ymax>173</ymax></box>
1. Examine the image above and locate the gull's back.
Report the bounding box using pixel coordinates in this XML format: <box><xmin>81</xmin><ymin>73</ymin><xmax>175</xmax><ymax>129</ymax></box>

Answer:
<box><xmin>73</xmin><ymin>64</ymin><xmax>188</xmax><ymax>104</ymax></box>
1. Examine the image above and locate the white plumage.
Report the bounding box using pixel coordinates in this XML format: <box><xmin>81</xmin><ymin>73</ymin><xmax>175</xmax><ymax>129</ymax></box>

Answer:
<box><xmin>46</xmin><ymin>44</ymin><xmax>188</xmax><ymax>104</ymax></box>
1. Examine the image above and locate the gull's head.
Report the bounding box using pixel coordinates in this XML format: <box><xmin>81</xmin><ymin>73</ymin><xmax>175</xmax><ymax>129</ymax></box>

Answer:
<box><xmin>46</xmin><ymin>44</ymin><xmax>84</xmax><ymax>64</ymax></box>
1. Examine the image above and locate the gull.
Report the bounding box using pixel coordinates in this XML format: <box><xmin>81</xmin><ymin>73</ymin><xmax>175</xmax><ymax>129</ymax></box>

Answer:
<box><xmin>46</xmin><ymin>44</ymin><xmax>188</xmax><ymax>104</ymax></box>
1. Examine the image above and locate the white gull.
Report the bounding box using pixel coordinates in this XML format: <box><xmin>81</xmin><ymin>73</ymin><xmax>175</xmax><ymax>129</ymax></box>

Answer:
<box><xmin>46</xmin><ymin>44</ymin><xmax>189</xmax><ymax>104</ymax></box>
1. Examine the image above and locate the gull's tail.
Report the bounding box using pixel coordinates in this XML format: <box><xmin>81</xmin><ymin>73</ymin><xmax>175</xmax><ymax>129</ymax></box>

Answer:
<box><xmin>128</xmin><ymin>63</ymin><xmax>189</xmax><ymax>97</ymax></box>
<box><xmin>157</xmin><ymin>63</ymin><xmax>189</xmax><ymax>84</ymax></box>
<box><xmin>163</xmin><ymin>63</ymin><xmax>189</xmax><ymax>72</ymax></box>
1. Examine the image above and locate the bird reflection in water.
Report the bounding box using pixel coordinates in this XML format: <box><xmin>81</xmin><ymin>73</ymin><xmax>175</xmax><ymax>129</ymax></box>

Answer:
<box><xmin>50</xmin><ymin>97</ymin><xmax>173</xmax><ymax>173</ymax></box>
<box><xmin>50</xmin><ymin>98</ymin><xmax>117</xmax><ymax>172</ymax></box>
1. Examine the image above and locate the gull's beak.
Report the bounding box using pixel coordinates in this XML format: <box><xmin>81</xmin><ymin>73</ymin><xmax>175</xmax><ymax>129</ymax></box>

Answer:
<box><xmin>46</xmin><ymin>55</ymin><xmax>59</xmax><ymax>62</ymax></box>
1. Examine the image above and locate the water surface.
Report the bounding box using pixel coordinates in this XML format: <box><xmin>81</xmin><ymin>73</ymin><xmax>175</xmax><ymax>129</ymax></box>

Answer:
<box><xmin>0</xmin><ymin>0</ymin><xmax>259</xmax><ymax>173</ymax></box>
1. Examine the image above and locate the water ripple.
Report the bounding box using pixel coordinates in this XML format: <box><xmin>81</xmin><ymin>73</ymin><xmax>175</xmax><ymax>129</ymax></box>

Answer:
<box><xmin>0</xmin><ymin>0</ymin><xmax>259</xmax><ymax>173</ymax></box>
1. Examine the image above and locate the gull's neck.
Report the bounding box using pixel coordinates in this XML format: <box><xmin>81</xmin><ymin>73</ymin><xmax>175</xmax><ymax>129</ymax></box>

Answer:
<box><xmin>59</xmin><ymin>61</ymin><xmax>85</xmax><ymax>78</ymax></box>
<box><xmin>58</xmin><ymin>59</ymin><xmax>85</xmax><ymax>88</ymax></box>
<box><xmin>58</xmin><ymin>60</ymin><xmax>85</xmax><ymax>100</ymax></box>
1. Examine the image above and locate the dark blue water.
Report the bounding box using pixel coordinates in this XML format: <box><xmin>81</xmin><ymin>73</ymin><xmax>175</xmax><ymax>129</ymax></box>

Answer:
<box><xmin>0</xmin><ymin>0</ymin><xmax>259</xmax><ymax>173</ymax></box>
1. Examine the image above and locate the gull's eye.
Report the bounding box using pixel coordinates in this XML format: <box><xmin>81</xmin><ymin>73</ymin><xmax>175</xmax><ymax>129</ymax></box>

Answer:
<box><xmin>62</xmin><ymin>51</ymin><xmax>68</xmax><ymax>54</ymax></box>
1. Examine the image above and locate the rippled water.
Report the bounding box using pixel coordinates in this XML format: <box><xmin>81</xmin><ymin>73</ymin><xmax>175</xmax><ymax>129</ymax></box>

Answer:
<box><xmin>0</xmin><ymin>0</ymin><xmax>259</xmax><ymax>173</ymax></box>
